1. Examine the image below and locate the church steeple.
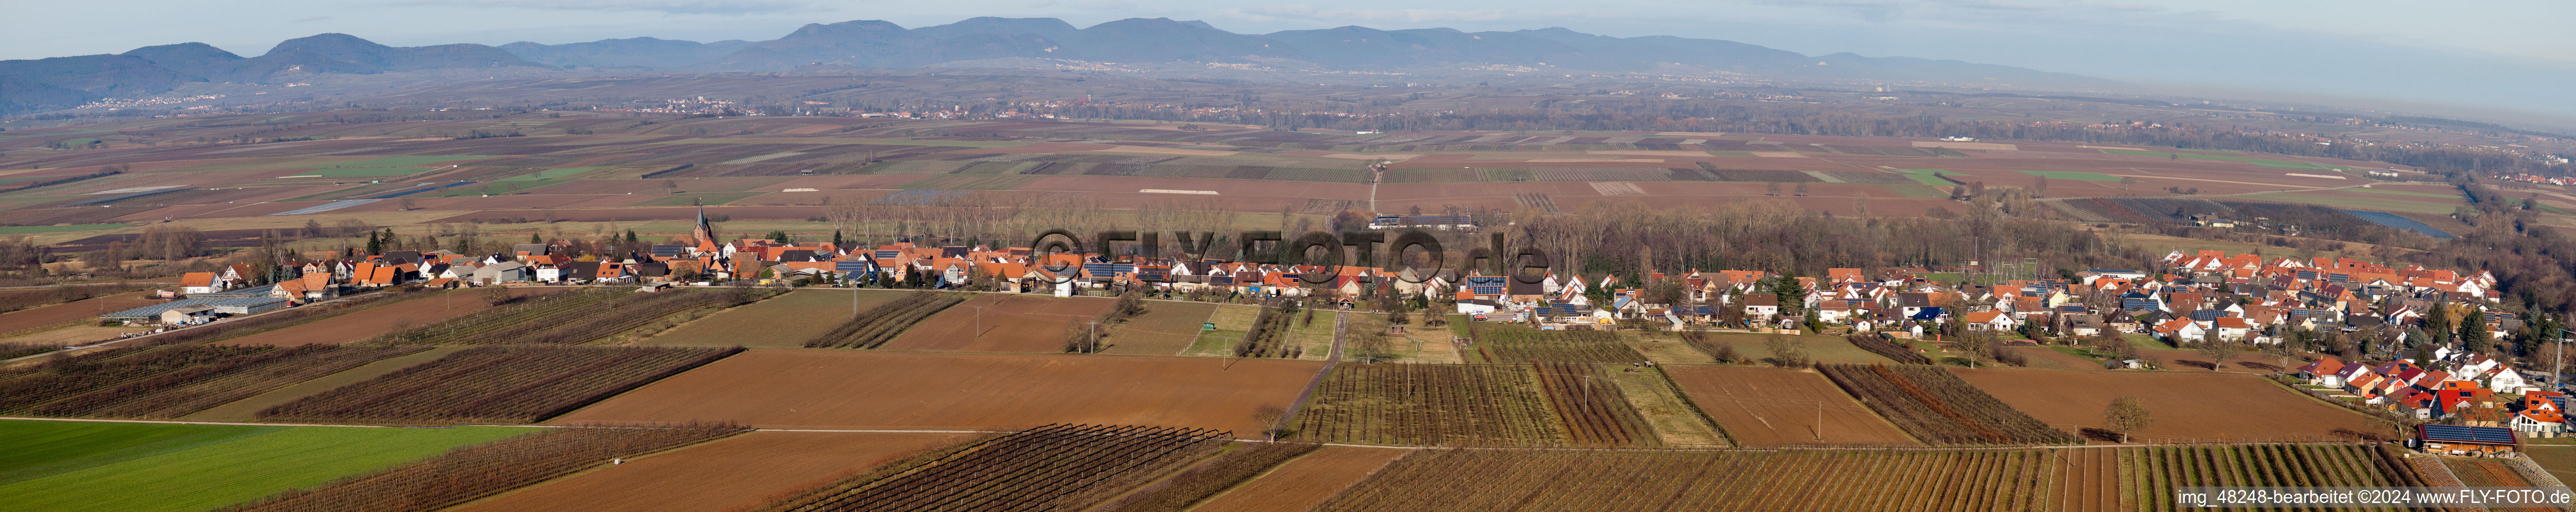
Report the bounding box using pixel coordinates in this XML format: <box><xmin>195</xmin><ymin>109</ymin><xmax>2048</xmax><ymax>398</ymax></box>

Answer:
<box><xmin>692</xmin><ymin>205</ymin><xmax>719</xmax><ymax>253</ymax></box>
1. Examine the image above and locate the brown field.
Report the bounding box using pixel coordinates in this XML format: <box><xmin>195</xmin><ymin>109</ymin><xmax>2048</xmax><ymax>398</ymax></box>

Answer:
<box><xmin>216</xmin><ymin>288</ymin><xmax>566</xmax><ymax>346</ymax></box>
<box><xmin>1954</xmin><ymin>368</ymin><xmax>2393</xmax><ymax>442</ymax></box>
<box><xmin>1189</xmin><ymin>446</ymin><xmax>1412</xmax><ymax>512</ymax></box>
<box><xmin>2135</xmin><ymin>348</ymin><xmax>2302</xmax><ymax>373</ymax></box>
<box><xmin>1662</xmin><ymin>366</ymin><xmax>1920</xmax><ymax>447</ymax></box>
<box><xmin>644</xmin><ymin>288</ymin><xmax>907</xmax><ymax>348</ymax></box>
<box><xmin>2013</xmin><ymin>346</ymin><xmax>2098</xmax><ymax>370</ymax></box>
<box><xmin>450</xmin><ymin>431</ymin><xmax>970</xmax><ymax>512</ymax></box>
<box><xmin>880</xmin><ymin>294</ymin><xmax>1115</xmax><ymax>352</ymax></box>
<box><xmin>0</xmin><ymin>291</ymin><xmax>160</xmax><ymax>334</ymax></box>
<box><xmin>552</xmin><ymin>349</ymin><xmax>1322</xmax><ymax>436</ymax></box>
<box><xmin>1099</xmin><ymin>300</ymin><xmax>1218</xmax><ymax>356</ymax></box>
<box><xmin>0</xmin><ymin>325</ymin><xmax>152</xmax><ymax>346</ymax></box>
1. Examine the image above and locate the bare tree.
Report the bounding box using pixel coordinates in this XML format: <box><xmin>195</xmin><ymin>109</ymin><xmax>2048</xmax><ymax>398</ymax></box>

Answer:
<box><xmin>1252</xmin><ymin>404</ymin><xmax>1288</xmax><ymax>441</ymax></box>
<box><xmin>2102</xmin><ymin>396</ymin><xmax>2152</xmax><ymax>444</ymax></box>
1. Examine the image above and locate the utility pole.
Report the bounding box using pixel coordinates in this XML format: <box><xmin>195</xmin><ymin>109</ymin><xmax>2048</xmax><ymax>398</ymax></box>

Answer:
<box><xmin>973</xmin><ymin>306</ymin><xmax>984</xmax><ymax>339</ymax></box>
<box><xmin>1816</xmin><ymin>402</ymin><xmax>1824</xmax><ymax>441</ymax></box>
<box><xmin>1088</xmin><ymin>320</ymin><xmax>1099</xmax><ymax>353</ymax></box>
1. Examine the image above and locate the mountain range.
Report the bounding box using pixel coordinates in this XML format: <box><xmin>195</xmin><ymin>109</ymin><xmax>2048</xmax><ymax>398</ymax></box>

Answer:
<box><xmin>0</xmin><ymin>16</ymin><xmax>2114</xmax><ymax>114</ymax></box>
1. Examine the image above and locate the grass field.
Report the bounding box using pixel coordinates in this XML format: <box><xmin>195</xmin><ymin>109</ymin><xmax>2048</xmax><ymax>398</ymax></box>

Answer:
<box><xmin>2524</xmin><ymin>446</ymin><xmax>2576</xmax><ymax>484</ymax></box>
<box><xmin>499</xmin><ymin>167</ymin><xmax>600</xmax><ymax>181</ymax></box>
<box><xmin>1182</xmin><ymin>304</ymin><xmax>1263</xmax><ymax>356</ymax></box>
<box><xmin>1101</xmin><ymin>300</ymin><xmax>1218</xmax><ymax>356</ymax></box>
<box><xmin>294</xmin><ymin>167</ymin><xmax>429</xmax><ymax>178</ymax></box>
<box><xmin>2100</xmin><ymin>150</ymin><xmax>2324</xmax><ymax>170</ymax></box>
<box><xmin>646</xmin><ymin>289</ymin><xmax>904</xmax><ymax>348</ymax></box>
<box><xmin>424</xmin><ymin>180</ymin><xmax>558</xmax><ymax>197</ymax></box>
<box><xmin>1894</xmin><ymin>169</ymin><xmax>1959</xmax><ymax>186</ymax></box>
<box><xmin>2348</xmin><ymin>187</ymin><xmax>2463</xmax><ymax>199</ymax></box>
<box><xmin>2014</xmin><ymin>170</ymin><xmax>2121</xmax><ymax>181</ymax></box>
<box><xmin>1696</xmin><ymin>332</ymin><xmax>1897</xmax><ymax>364</ymax></box>
<box><xmin>0</xmin><ymin>224</ymin><xmax>132</xmax><ymax>234</ymax></box>
<box><xmin>0</xmin><ymin>420</ymin><xmax>530</xmax><ymax>512</ymax></box>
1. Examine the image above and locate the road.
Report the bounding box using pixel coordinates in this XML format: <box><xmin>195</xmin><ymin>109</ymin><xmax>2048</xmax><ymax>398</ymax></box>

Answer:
<box><xmin>1273</xmin><ymin>311</ymin><xmax>1348</xmax><ymax>440</ymax></box>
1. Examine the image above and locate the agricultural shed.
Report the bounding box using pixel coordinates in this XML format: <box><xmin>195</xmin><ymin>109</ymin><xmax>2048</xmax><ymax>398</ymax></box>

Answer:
<box><xmin>102</xmin><ymin>296</ymin><xmax>292</xmax><ymax>322</ymax></box>
<box><xmin>2414</xmin><ymin>424</ymin><xmax>2519</xmax><ymax>455</ymax></box>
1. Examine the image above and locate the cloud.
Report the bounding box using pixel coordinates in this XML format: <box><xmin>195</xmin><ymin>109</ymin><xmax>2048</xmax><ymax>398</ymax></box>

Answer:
<box><xmin>392</xmin><ymin>0</ymin><xmax>810</xmax><ymax>16</ymax></box>
<box><xmin>292</xmin><ymin>16</ymin><xmax>332</xmax><ymax>22</ymax></box>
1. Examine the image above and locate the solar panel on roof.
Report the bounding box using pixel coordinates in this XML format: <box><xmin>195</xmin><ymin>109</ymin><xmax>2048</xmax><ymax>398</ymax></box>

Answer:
<box><xmin>834</xmin><ymin>261</ymin><xmax>870</xmax><ymax>272</ymax></box>
<box><xmin>2420</xmin><ymin>424</ymin><xmax>2518</xmax><ymax>444</ymax></box>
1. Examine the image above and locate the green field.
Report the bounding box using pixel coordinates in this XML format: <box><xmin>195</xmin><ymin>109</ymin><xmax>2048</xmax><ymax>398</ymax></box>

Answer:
<box><xmin>422</xmin><ymin>180</ymin><xmax>560</xmax><ymax>198</ymax></box>
<box><xmin>1696</xmin><ymin>332</ymin><xmax>1898</xmax><ymax>364</ymax></box>
<box><xmin>332</xmin><ymin>155</ymin><xmax>498</xmax><ymax>168</ymax></box>
<box><xmin>2348</xmin><ymin>187</ymin><xmax>2462</xmax><ymax>200</ymax></box>
<box><xmin>0</xmin><ymin>223</ymin><xmax>132</xmax><ymax>234</ymax></box>
<box><xmin>1894</xmin><ymin>169</ymin><xmax>1960</xmax><ymax>186</ymax></box>
<box><xmin>633</xmin><ymin>191</ymin><xmax>766</xmax><ymax>206</ymax></box>
<box><xmin>292</xmin><ymin>167</ymin><xmax>431</xmax><ymax>178</ymax></box>
<box><xmin>498</xmin><ymin>166</ymin><xmax>600</xmax><ymax>182</ymax></box>
<box><xmin>0</xmin><ymin>420</ymin><xmax>530</xmax><ymax>512</ymax></box>
<box><xmin>2100</xmin><ymin>150</ymin><xmax>2324</xmax><ymax>170</ymax></box>
<box><xmin>2014</xmin><ymin>170</ymin><xmax>2122</xmax><ymax>181</ymax></box>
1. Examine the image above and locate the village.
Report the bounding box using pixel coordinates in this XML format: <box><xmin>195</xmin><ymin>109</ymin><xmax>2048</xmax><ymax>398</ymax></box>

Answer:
<box><xmin>77</xmin><ymin>210</ymin><xmax>2571</xmax><ymax>458</ymax></box>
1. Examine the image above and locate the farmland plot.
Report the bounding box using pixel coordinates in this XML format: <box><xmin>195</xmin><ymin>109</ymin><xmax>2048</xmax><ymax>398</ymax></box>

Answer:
<box><xmin>802</xmin><ymin>292</ymin><xmax>964</xmax><ymax>349</ymax></box>
<box><xmin>1188</xmin><ymin>446</ymin><xmax>1410</xmax><ymax>512</ymax></box>
<box><xmin>0</xmin><ymin>421</ymin><xmax>528</xmax><ymax>512</ymax></box>
<box><xmin>1294</xmin><ymin>364</ymin><xmax>1568</xmax><ymax>446</ymax></box>
<box><xmin>0</xmin><ymin>344</ymin><xmax>426</xmax><ymax>419</ymax></box>
<box><xmin>648</xmin><ymin>289</ymin><xmax>909</xmax><ymax>348</ymax></box>
<box><xmin>1467</xmin><ymin>326</ymin><xmax>1646</xmax><ymax>364</ymax></box>
<box><xmin>374</xmin><ymin>288</ymin><xmax>770</xmax><ymax>346</ymax></box>
<box><xmin>452</xmin><ymin>431</ymin><xmax>968</xmax><ymax>512</ymax></box>
<box><xmin>1817</xmin><ymin>364</ymin><xmax>2082</xmax><ymax>446</ymax></box>
<box><xmin>1100</xmin><ymin>300</ymin><xmax>1216</xmax><ymax>356</ymax></box>
<box><xmin>221</xmin><ymin>424</ymin><xmax>746</xmax><ymax>512</ymax></box>
<box><xmin>1313</xmin><ymin>448</ymin><xmax>2056</xmax><ymax>512</ymax></box>
<box><xmin>2114</xmin><ymin>444</ymin><xmax>2432</xmax><ymax>511</ymax></box>
<box><xmin>553</xmin><ymin>350</ymin><xmax>1320</xmax><ymax>436</ymax></box>
<box><xmin>1954</xmin><ymin>368</ymin><xmax>2394</xmax><ymax>442</ymax></box>
<box><xmin>258</xmin><ymin>346</ymin><xmax>740</xmax><ymax>424</ymax></box>
<box><xmin>741</xmin><ymin>424</ymin><xmax>1228</xmax><ymax>512</ymax></box>
<box><xmin>879</xmin><ymin>294</ymin><xmax>1114</xmax><ymax>352</ymax></box>
<box><xmin>216</xmin><ymin>288</ymin><xmax>566</xmax><ymax>346</ymax></box>
<box><xmin>1664</xmin><ymin>366</ymin><xmax>1918</xmax><ymax>447</ymax></box>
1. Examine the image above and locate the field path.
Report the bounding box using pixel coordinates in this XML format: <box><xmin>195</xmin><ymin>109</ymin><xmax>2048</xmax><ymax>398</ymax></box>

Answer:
<box><xmin>1274</xmin><ymin>312</ymin><xmax>1347</xmax><ymax>441</ymax></box>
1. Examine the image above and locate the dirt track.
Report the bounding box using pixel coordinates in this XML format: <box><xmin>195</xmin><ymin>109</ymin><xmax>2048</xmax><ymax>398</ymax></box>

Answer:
<box><xmin>451</xmin><ymin>431</ymin><xmax>970</xmax><ymax>512</ymax></box>
<box><xmin>552</xmin><ymin>349</ymin><xmax>1322</xmax><ymax>438</ymax></box>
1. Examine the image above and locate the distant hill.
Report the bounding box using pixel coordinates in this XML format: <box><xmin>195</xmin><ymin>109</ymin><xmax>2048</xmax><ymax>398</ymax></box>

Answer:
<box><xmin>0</xmin><ymin>34</ymin><xmax>544</xmax><ymax>114</ymax></box>
<box><xmin>0</xmin><ymin>18</ymin><xmax>2118</xmax><ymax>115</ymax></box>
<box><xmin>500</xmin><ymin>37</ymin><xmax>750</xmax><ymax>70</ymax></box>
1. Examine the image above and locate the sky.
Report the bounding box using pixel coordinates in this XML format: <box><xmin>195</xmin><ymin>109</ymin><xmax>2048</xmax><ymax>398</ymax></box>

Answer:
<box><xmin>9</xmin><ymin>0</ymin><xmax>2572</xmax><ymax>123</ymax></box>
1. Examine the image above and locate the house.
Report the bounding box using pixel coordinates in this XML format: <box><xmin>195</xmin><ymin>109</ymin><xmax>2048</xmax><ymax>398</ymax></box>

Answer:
<box><xmin>1742</xmin><ymin>294</ymin><xmax>1779</xmax><ymax>318</ymax></box>
<box><xmin>2412</xmin><ymin>424</ymin><xmax>2518</xmax><ymax>455</ymax></box>
<box><xmin>179</xmin><ymin>272</ymin><xmax>220</xmax><ymax>294</ymax></box>
<box><xmin>2297</xmin><ymin>357</ymin><xmax>2349</xmax><ymax>386</ymax></box>
<box><xmin>1962</xmin><ymin>311</ymin><xmax>2016</xmax><ymax>331</ymax></box>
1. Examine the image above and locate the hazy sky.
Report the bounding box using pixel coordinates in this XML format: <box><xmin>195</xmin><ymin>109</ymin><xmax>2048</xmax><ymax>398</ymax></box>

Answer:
<box><xmin>10</xmin><ymin>0</ymin><xmax>2572</xmax><ymax>120</ymax></box>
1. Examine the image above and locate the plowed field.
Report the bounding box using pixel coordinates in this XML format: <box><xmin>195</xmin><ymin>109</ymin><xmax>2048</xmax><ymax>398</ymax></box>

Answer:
<box><xmin>1953</xmin><ymin>368</ymin><xmax>2393</xmax><ymax>442</ymax></box>
<box><xmin>1190</xmin><ymin>446</ymin><xmax>1412</xmax><ymax>512</ymax></box>
<box><xmin>0</xmin><ymin>292</ymin><xmax>158</xmax><ymax>334</ymax></box>
<box><xmin>551</xmin><ymin>350</ymin><xmax>1321</xmax><ymax>436</ymax></box>
<box><xmin>1662</xmin><ymin>366</ymin><xmax>1918</xmax><ymax>447</ymax></box>
<box><xmin>450</xmin><ymin>431</ymin><xmax>970</xmax><ymax>512</ymax></box>
<box><xmin>645</xmin><ymin>289</ymin><xmax>908</xmax><ymax>348</ymax></box>
<box><xmin>879</xmin><ymin>294</ymin><xmax>1116</xmax><ymax>352</ymax></box>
